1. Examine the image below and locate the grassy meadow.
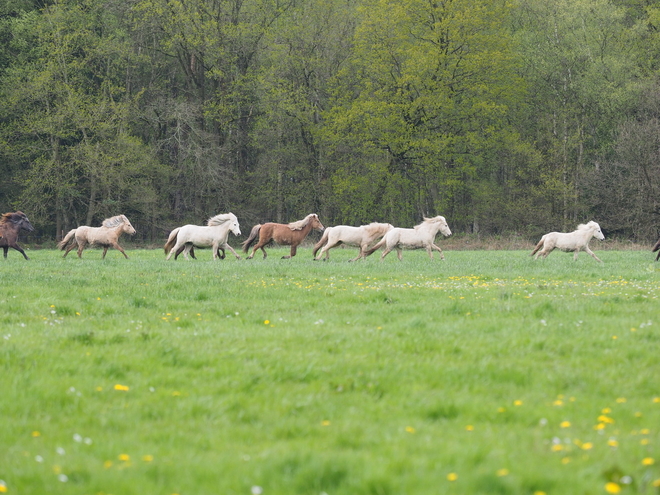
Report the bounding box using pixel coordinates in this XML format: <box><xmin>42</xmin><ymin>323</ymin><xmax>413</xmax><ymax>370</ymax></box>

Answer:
<box><xmin>1</xmin><ymin>244</ymin><xmax>660</xmax><ymax>495</ymax></box>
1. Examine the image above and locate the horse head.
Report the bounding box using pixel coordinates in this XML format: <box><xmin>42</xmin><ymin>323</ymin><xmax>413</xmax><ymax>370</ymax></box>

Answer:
<box><xmin>229</xmin><ymin>216</ymin><xmax>241</xmax><ymax>236</ymax></box>
<box><xmin>423</xmin><ymin>216</ymin><xmax>452</xmax><ymax>237</ymax></box>
<box><xmin>122</xmin><ymin>216</ymin><xmax>137</xmax><ymax>235</ymax></box>
<box><xmin>310</xmin><ymin>214</ymin><xmax>325</xmax><ymax>232</ymax></box>
<box><xmin>589</xmin><ymin>221</ymin><xmax>604</xmax><ymax>241</ymax></box>
<box><xmin>14</xmin><ymin>211</ymin><xmax>35</xmax><ymax>232</ymax></box>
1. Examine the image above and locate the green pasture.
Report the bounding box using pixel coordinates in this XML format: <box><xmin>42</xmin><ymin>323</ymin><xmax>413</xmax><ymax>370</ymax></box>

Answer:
<box><xmin>1</xmin><ymin>246</ymin><xmax>660</xmax><ymax>495</ymax></box>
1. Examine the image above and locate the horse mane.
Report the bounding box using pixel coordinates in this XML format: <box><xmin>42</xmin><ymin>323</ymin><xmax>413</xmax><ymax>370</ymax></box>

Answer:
<box><xmin>0</xmin><ymin>211</ymin><xmax>25</xmax><ymax>224</ymax></box>
<box><xmin>364</xmin><ymin>222</ymin><xmax>389</xmax><ymax>234</ymax></box>
<box><xmin>288</xmin><ymin>214</ymin><xmax>317</xmax><ymax>231</ymax></box>
<box><xmin>207</xmin><ymin>213</ymin><xmax>236</xmax><ymax>226</ymax></box>
<box><xmin>102</xmin><ymin>215</ymin><xmax>128</xmax><ymax>228</ymax></box>
<box><xmin>577</xmin><ymin>221</ymin><xmax>598</xmax><ymax>231</ymax></box>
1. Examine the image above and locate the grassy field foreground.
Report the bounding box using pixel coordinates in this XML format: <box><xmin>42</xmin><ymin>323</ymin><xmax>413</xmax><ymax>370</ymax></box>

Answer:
<box><xmin>1</xmin><ymin>247</ymin><xmax>660</xmax><ymax>495</ymax></box>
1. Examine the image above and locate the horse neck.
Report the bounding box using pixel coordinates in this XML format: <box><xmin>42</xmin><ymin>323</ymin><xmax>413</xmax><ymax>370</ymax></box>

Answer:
<box><xmin>297</xmin><ymin>221</ymin><xmax>314</xmax><ymax>236</ymax></box>
<box><xmin>210</xmin><ymin>222</ymin><xmax>231</xmax><ymax>238</ymax></box>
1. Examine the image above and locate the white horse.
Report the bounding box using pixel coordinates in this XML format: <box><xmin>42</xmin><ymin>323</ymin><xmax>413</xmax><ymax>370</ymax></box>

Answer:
<box><xmin>164</xmin><ymin>213</ymin><xmax>241</xmax><ymax>261</ymax></box>
<box><xmin>531</xmin><ymin>221</ymin><xmax>605</xmax><ymax>262</ymax></box>
<box><xmin>364</xmin><ymin>216</ymin><xmax>452</xmax><ymax>260</ymax></box>
<box><xmin>312</xmin><ymin>222</ymin><xmax>393</xmax><ymax>261</ymax></box>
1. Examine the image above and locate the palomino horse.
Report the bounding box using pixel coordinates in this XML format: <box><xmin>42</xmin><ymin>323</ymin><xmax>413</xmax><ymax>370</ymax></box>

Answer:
<box><xmin>531</xmin><ymin>221</ymin><xmax>605</xmax><ymax>262</ymax></box>
<box><xmin>0</xmin><ymin>211</ymin><xmax>35</xmax><ymax>260</ymax></box>
<box><xmin>312</xmin><ymin>222</ymin><xmax>393</xmax><ymax>261</ymax></box>
<box><xmin>242</xmin><ymin>214</ymin><xmax>325</xmax><ymax>259</ymax></box>
<box><xmin>164</xmin><ymin>213</ymin><xmax>241</xmax><ymax>261</ymax></box>
<box><xmin>364</xmin><ymin>216</ymin><xmax>452</xmax><ymax>260</ymax></box>
<box><xmin>58</xmin><ymin>215</ymin><xmax>136</xmax><ymax>259</ymax></box>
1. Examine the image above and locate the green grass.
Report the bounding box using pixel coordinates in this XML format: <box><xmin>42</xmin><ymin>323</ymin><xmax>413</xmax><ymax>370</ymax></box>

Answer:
<box><xmin>1</xmin><ymin>246</ymin><xmax>660</xmax><ymax>494</ymax></box>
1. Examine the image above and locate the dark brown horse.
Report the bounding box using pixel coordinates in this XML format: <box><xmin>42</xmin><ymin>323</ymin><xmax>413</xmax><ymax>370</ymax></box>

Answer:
<box><xmin>653</xmin><ymin>237</ymin><xmax>660</xmax><ymax>261</ymax></box>
<box><xmin>242</xmin><ymin>214</ymin><xmax>325</xmax><ymax>259</ymax></box>
<box><xmin>0</xmin><ymin>211</ymin><xmax>35</xmax><ymax>260</ymax></box>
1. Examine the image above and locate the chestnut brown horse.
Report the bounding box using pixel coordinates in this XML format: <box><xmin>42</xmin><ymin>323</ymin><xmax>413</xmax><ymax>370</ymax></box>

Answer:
<box><xmin>0</xmin><ymin>211</ymin><xmax>35</xmax><ymax>260</ymax></box>
<box><xmin>242</xmin><ymin>214</ymin><xmax>325</xmax><ymax>259</ymax></box>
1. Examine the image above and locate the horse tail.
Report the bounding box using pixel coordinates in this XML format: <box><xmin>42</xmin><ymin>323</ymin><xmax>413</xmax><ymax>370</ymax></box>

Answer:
<box><xmin>164</xmin><ymin>228</ymin><xmax>180</xmax><ymax>254</ymax></box>
<box><xmin>57</xmin><ymin>229</ymin><xmax>77</xmax><ymax>250</ymax></box>
<box><xmin>241</xmin><ymin>224</ymin><xmax>261</xmax><ymax>253</ymax></box>
<box><xmin>312</xmin><ymin>227</ymin><xmax>331</xmax><ymax>257</ymax></box>
<box><xmin>364</xmin><ymin>237</ymin><xmax>387</xmax><ymax>257</ymax></box>
<box><xmin>530</xmin><ymin>237</ymin><xmax>545</xmax><ymax>256</ymax></box>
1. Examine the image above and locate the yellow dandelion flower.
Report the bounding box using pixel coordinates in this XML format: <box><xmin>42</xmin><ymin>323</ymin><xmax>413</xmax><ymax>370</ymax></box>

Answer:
<box><xmin>616</xmin><ymin>398</ymin><xmax>626</xmax><ymax>403</ymax></box>
<box><xmin>641</xmin><ymin>439</ymin><xmax>650</xmax><ymax>445</ymax></box>
<box><xmin>581</xmin><ymin>442</ymin><xmax>593</xmax><ymax>450</ymax></box>
<box><xmin>118</xmin><ymin>454</ymin><xmax>130</xmax><ymax>462</ymax></box>
<box><xmin>142</xmin><ymin>455</ymin><xmax>154</xmax><ymax>462</ymax></box>
<box><xmin>560</xmin><ymin>421</ymin><xmax>571</xmax><ymax>428</ymax></box>
<box><xmin>612</xmin><ymin>335</ymin><xmax>618</xmax><ymax>340</ymax></box>
<box><xmin>605</xmin><ymin>482</ymin><xmax>621</xmax><ymax>494</ymax></box>
<box><xmin>608</xmin><ymin>439</ymin><xmax>619</xmax><ymax>447</ymax></box>
<box><xmin>103</xmin><ymin>460</ymin><xmax>113</xmax><ymax>469</ymax></box>
<box><xmin>653</xmin><ymin>397</ymin><xmax>660</xmax><ymax>403</ymax></box>
<box><xmin>602</xmin><ymin>407</ymin><xmax>612</xmax><ymax>413</ymax></box>
<box><xmin>561</xmin><ymin>457</ymin><xmax>571</xmax><ymax>464</ymax></box>
<box><xmin>465</xmin><ymin>425</ymin><xmax>474</xmax><ymax>431</ymax></box>
<box><xmin>496</xmin><ymin>468</ymin><xmax>509</xmax><ymax>477</ymax></box>
<box><xmin>635</xmin><ymin>412</ymin><xmax>643</xmax><ymax>418</ymax></box>
<box><xmin>598</xmin><ymin>415</ymin><xmax>615</xmax><ymax>424</ymax></box>
<box><xmin>551</xmin><ymin>444</ymin><xmax>564</xmax><ymax>452</ymax></box>
<box><xmin>497</xmin><ymin>407</ymin><xmax>506</xmax><ymax>413</ymax></box>
<box><xmin>446</xmin><ymin>473</ymin><xmax>458</xmax><ymax>482</ymax></box>
<box><xmin>96</xmin><ymin>386</ymin><xmax>103</xmax><ymax>391</ymax></box>
<box><xmin>640</xmin><ymin>428</ymin><xmax>650</xmax><ymax>434</ymax></box>
<box><xmin>264</xmin><ymin>320</ymin><xmax>270</xmax><ymax>325</ymax></box>
<box><xmin>405</xmin><ymin>426</ymin><xmax>416</xmax><ymax>433</ymax></box>
<box><xmin>113</xmin><ymin>384</ymin><xmax>129</xmax><ymax>391</ymax></box>
<box><xmin>553</xmin><ymin>400</ymin><xmax>564</xmax><ymax>406</ymax></box>
<box><xmin>321</xmin><ymin>420</ymin><xmax>330</xmax><ymax>426</ymax></box>
<box><xmin>31</xmin><ymin>431</ymin><xmax>40</xmax><ymax>437</ymax></box>
<box><xmin>595</xmin><ymin>423</ymin><xmax>606</xmax><ymax>430</ymax></box>
<box><xmin>514</xmin><ymin>400</ymin><xmax>523</xmax><ymax>406</ymax></box>
<box><xmin>172</xmin><ymin>391</ymin><xmax>180</xmax><ymax>396</ymax></box>
<box><xmin>642</xmin><ymin>457</ymin><xmax>655</xmax><ymax>466</ymax></box>
<box><xmin>0</xmin><ymin>484</ymin><xmax>7</xmax><ymax>493</ymax></box>
<box><xmin>652</xmin><ymin>479</ymin><xmax>660</xmax><ymax>487</ymax></box>
<box><xmin>534</xmin><ymin>492</ymin><xmax>547</xmax><ymax>495</ymax></box>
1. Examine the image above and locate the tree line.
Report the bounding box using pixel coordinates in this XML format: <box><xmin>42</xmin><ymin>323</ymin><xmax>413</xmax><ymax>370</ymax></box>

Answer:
<box><xmin>1</xmin><ymin>0</ymin><xmax>660</xmax><ymax>242</ymax></box>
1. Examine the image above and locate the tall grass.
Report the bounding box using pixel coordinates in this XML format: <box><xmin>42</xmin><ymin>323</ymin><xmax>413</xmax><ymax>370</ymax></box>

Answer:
<box><xmin>1</xmin><ymin>247</ymin><xmax>659</xmax><ymax>494</ymax></box>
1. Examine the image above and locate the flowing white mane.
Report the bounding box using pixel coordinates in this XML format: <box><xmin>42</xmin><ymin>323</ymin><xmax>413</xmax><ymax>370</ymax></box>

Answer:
<box><xmin>288</xmin><ymin>214</ymin><xmax>317</xmax><ymax>231</ymax></box>
<box><xmin>207</xmin><ymin>213</ymin><xmax>236</xmax><ymax>226</ymax></box>
<box><xmin>102</xmin><ymin>215</ymin><xmax>128</xmax><ymax>228</ymax></box>
<box><xmin>577</xmin><ymin>221</ymin><xmax>598</xmax><ymax>231</ymax></box>
<box><xmin>415</xmin><ymin>216</ymin><xmax>445</xmax><ymax>231</ymax></box>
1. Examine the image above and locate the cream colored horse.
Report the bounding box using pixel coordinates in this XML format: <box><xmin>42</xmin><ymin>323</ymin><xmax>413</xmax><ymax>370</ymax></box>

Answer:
<box><xmin>312</xmin><ymin>222</ymin><xmax>393</xmax><ymax>261</ymax></box>
<box><xmin>58</xmin><ymin>214</ymin><xmax>136</xmax><ymax>259</ymax></box>
<box><xmin>364</xmin><ymin>216</ymin><xmax>452</xmax><ymax>260</ymax></box>
<box><xmin>531</xmin><ymin>221</ymin><xmax>605</xmax><ymax>262</ymax></box>
<box><xmin>164</xmin><ymin>213</ymin><xmax>241</xmax><ymax>261</ymax></box>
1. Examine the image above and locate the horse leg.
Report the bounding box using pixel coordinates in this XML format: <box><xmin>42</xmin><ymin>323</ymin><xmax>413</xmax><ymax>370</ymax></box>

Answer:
<box><xmin>2</xmin><ymin>246</ymin><xmax>7</xmax><ymax>258</ymax></box>
<box><xmin>76</xmin><ymin>240</ymin><xmax>87</xmax><ymax>258</ymax></box>
<box><xmin>102</xmin><ymin>246</ymin><xmax>109</xmax><ymax>259</ymax></box>
<box><xmin>13</xmin><ymin>244</ymin><xmax>30</xmax><ymax>260</ymax></box>
<box><xmin>222</xmin><ymin>244</ymin><xmax>241</xmax><ymax>260</ymax></box>
<box><xmin>282</xmin><ymin>244</ymin><xmax>298</xmax><ymax>259</ymax></box>
<box><xmin>380</xmin><ymin>247</ymin><xmax>392</xmax><ymax>261</ymax></box>
<box><xmin>431</xmin><ymin>243</ymin><xmax>445</xmax><ymax>260</ymax></box>
<box><xmin>584</xmin><ymin>246</ymin><xmax>603</xmax><ymax>263</ymax></box>
<box><xmin>396</xmin><ymin>248</ymin><xmax>403</xmax><ymax>261</ymax></box>
<box><xmin>112</xmin><ymin>242</ymin><xmax>129</xmax><ymax>259</ymax></box>
<box><xmin>426</xmin><ymin>246</ymin><xmax>434</xmax><ymax>260</ymax></box>
<box><xmin>63</xmin><ymin>241</ymin><xmax>77</xmax><ymax>258</ymax></box>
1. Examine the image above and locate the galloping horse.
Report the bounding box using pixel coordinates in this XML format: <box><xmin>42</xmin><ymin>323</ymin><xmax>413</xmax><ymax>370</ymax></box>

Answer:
<box><xmin>531</xmin><ymin>221</ymin><xmax>605</xmax><ymax>262</ymax></box>
<box><xmin>164</xmin><ymin>213</ymin><xmax>241</xmax><ymax>261</ymax></box>
<box><xmin>652</xmin><ymin>236</ymin><xmax>660</xmax><ymax>261</ymax></box>
<box><xmin>242</xmin><ymin>214</ymin><xmax>325</xmax><ymax>259</ymax></box>
<box><xmin>364</xmin><ymin>216</ymin><xmax>452</xmax><ymax>260</ymax></box>
<box><xmin>312</xmin><ymin>222</ymin><xmax>393</xmax><ymax>261</ymax></box>
<box><xmin>0</xmin><ymin>211</ymin><xmax>35</xmax><ymax>260</ymax></box>
<box><xmin>58</xmin><ymin>215</ymin><xmax>136</xmax><ymax>259</ymax></box>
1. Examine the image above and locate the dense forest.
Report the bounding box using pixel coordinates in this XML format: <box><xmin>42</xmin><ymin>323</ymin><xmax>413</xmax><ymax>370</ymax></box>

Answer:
<box><xmin>2</xmin><ymin>0</ymin><xmax>660</xmax><ymax>242</ymax></box>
